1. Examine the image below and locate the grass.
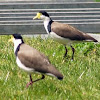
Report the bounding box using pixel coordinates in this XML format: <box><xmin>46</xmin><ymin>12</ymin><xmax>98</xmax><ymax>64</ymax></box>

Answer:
<box><xmin>96</xmin><ymin>0</ymin><xmax>100</xmax><ymax>2</ymax></box>
<box><xmin>0</xmin><ymin>35</ymin><xmax>100</xmax><ymax>100</ymax></box>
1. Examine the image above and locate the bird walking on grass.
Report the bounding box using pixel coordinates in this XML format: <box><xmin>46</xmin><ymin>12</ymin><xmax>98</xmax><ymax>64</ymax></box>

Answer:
<box><xmin>33</xmin><ymin>11</ymin><xmax>98</xmax><ymax>60</ymax></box>
<box><xmin>9</xmin><ymin>34</ymin><xmax>63</xmax><ymax>88</ymax></box>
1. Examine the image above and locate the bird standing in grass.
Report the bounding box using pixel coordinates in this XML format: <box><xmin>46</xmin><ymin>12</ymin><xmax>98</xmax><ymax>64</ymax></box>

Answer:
<box><xmin>33</xmin><ymin>11</ymin><xmax>98</xmax><ymax>60</ymax></box>
<box><xmin>9</xmin><ymin>34</ymin><xmax>63</xmax><ymax>88</ymax></box>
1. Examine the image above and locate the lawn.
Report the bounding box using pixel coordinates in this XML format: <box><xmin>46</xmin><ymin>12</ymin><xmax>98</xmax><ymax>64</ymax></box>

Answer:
<box><xmin>96</xmin><ymin>0</ymin><xmax>100</xmax><ymax>2</ymax></box>
<box><xmin>0</xmin><ymin>35</ymin><xmax>100</xmax><ymax>100</ymax></box>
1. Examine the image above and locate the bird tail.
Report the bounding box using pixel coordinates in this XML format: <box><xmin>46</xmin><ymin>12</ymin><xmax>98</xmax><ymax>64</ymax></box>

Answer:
<box><xmin>47</xmin><ymin>65</ymin><xmax>63</xmax><ymax>80</ymax></box>
<box><xmin>87</xmin><ymin>33</ymin><xmax>100</xmax><ymax>42</ymax></box>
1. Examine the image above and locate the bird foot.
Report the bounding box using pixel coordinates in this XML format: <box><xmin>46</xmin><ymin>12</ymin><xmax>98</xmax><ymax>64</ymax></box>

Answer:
<box><xmin>71</xmin><ymin>59</ymin><xmax>73</xmax><ymax>61</ymax></box>
<box><xmin>26</xmin><ymin>81</ymin><xmax>33</xmax><ymax>88</ymax></box>
<box><xmin>62</xmin><ymin>59</ymin><xmax>65</xmax><ymax>63</ymax></box>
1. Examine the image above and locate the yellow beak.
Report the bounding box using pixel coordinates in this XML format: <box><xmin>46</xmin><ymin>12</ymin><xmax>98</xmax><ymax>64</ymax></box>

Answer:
<box><xmin>33</xmin><ymin>15</ymin><xmax>38</xmax><ymax>20</ymax></box>
<box><xmin>8</xmin><ymin>35</ymin><xmax>14</xmax><ymax>42</ymax></box>
<box><xmin>33</xmin><ymin>13</ymin><xmax>41</xmax><ymax>20</ymax></box>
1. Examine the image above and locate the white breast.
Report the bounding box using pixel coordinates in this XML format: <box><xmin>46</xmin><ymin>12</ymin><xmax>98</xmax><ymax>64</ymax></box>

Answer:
<box><xmin>16</xmin><ymin>57</ymin><xmax>34</xmax><ymax>73</ymax></box>
<box><xmin>44</xmin><ymin>20</ymin><xmax>49</xmax><ymax>34</ymax></box>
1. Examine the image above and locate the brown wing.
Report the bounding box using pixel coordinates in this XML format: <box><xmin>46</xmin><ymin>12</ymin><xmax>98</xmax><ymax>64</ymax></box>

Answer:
<box><xmin>51</xmin><ymin>22</ymin><xmax>97</xmax><ymax>41</ymax></box>
<box><xmin>17</xmin><ymin>44</ymin><xmax>51</xmax><ymax>73</ymax></box>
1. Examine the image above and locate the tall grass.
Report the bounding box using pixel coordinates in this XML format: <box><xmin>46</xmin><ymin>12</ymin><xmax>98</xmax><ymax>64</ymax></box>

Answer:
<box><xmin>0</xmin><ymin>35</ymin><xmax>100</xmax><ymax>100</ymax></box>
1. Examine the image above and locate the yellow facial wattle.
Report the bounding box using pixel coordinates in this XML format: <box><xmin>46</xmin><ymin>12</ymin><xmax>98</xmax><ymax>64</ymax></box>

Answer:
<box><xmin>8</xmin><ymin>35</ymin><xmax>14</xmax><ymax>42</ymax></box>
<box><xmin>33</xmin><ymin>13</ymin><xmax>42</xmax><ymax>19</ymax></box>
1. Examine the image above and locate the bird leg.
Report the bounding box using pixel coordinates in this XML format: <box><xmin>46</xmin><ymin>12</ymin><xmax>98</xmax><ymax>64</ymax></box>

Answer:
<box><xmin>64</xmin><ymin>46</ymin><xmax>68</xmax><ymax>58</ymax></box>
<box><xmin>26</xmin><ymin>75</ymin><xmax>33</xmax><ymax>88</ymax></box>
<box><xmin>26</xmin><ymin>74</ymin><xmax>45</xmax><ymax>88</ymax></box>
<box><xmin>70</xmin><ymin>45</ymin><xmax>75</xmax><ymax>60</ymax></box>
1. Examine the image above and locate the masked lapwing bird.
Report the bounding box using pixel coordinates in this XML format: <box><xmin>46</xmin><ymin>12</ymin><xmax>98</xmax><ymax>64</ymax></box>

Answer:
<box><xmin>9</xmin><ymin>34</ymin><xmax>63</xmax><ymax>88</ymax></box>
<box><xmin>33</xmin><ymin>11</ymin><xmax>98</xmax><ymax>60</ymax></box>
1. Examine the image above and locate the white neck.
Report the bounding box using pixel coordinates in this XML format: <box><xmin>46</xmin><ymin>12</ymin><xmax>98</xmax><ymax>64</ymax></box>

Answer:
<box><xmin>43</xmin><ymin>17</ymin><xmax>51</xmax><ymax>34</ymax></box>
<box><xmin>13</xmin><ymin>39</ymin><xmax>22</xmax><ymax>53</ymax></box>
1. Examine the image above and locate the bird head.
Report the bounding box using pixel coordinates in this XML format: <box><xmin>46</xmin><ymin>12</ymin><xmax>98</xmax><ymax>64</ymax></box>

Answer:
<box><xmin>9</xmin><ymin>34</ymin><xmax>24</xmax><ymax>44</ymax></box>
<box><xmin>33</xmin><ymin>11</ymin><xmax>50</xmax><ymax>20</ymax></box>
